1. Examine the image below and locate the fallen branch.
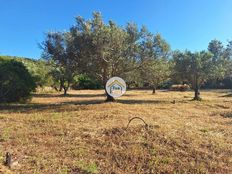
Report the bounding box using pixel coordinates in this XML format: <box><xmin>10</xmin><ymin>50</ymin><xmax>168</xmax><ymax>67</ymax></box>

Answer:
<box><xmin>126</xmin><ymin>117</ymin><xmax>148</xmax><ymax>130</ymax></box>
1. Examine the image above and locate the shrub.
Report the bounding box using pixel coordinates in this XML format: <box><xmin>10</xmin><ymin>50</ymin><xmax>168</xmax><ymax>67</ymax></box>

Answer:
<box><xmin>0</xmin><ymin>59</ymin><xmax>36</xmax><ymax>103</ymax></box>
<box><xmin>170</xmin><ymin>84</ymin><xmax>190</xmax><ymax>91</ymax></box>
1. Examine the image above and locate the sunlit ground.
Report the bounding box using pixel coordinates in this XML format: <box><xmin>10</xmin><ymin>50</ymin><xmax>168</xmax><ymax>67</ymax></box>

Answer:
<box><xmin>0</xmin><ymin>89</ymin><xmax>232</xmax><ymax>173</ymax></box>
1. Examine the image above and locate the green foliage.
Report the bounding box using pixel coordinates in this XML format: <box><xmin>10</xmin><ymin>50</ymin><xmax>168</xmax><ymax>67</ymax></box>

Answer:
<box><xmin>0</xmin><ymin>127</ymin><xmax>11</xmax><ymax>142</ymax></box>
<box><xmin>41</xmin><ymin>12</ymin><xmax>175</xmax><ymax>98</ymax></box>
<box><xmin>0</xmin><ymin>58</ymin><xmax>36</xmax><ymax>103</ymax></box>
<box><xmin>20</xmin><ymin>59</ymin><xmax>53</xmax><ymax>87</ymax></box>
<box><xmin>72</xmin><ymin>74</ymin><xmax>102</xmax><ymax>89</ymax></box>
<box><xmin>123</xmin><ymin>69</ymin><xmax>143</xmax><ymax>88</ymax></box>
<box><xmin>0</xmin><ymin>55</ymin><xmax>53</xmax><ymax>87</ymax></box>
<box><xmin>42</xmin><ymin>12</ymin><xmax>144</xmax><ymax>100</ymax></box>
<box><xmin>70</xmin><ymin>12</ymin><xmax>140</xmax><ymax>84</ymax></box>
<box><xmin>139</xmin><ymin>30</ymin><xmax>171</xmax><ymax>93</ymax></box>
<box><xmin>173</xmin><ymin>50</ymin><xmax>216</xmax><ymax>100</ymax></box>
<box><xmin>208</xmin><ymin>40</ymin><xmax>227</xmax><ymax>80</ymax></box>
<box><xmin>2</xmin><ymin>12</ymin><xmax>230</xmax><ymax>98</ymax></box>
<box><xmin>208</xmin><ymin>39</ymin><xmax>224</xmax><ymax>62</ymax></box>
<box><xmin>42</xmin><ymin>32</ymin><xmax>77</xmax><ymax>95</ymax></box>
<box><xmin>75</xmin><ymin>160</ymin><xmax>98</xmax><ymax>174</ymax></box>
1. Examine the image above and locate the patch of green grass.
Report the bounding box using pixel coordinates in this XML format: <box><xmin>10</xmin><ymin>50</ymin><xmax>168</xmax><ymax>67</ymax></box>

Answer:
<box><xmin>68</xmin><ymin>148</ymin><xmax>87</xmax><ymax>158</ymax></box>
<box><xmin>0</xmin><ymin>146</ymin><xmax>4</xmax><ymax>163</ymax></box>
<box><xmin>0</xmin><ymin>128</ymin><xmax>11</xmax><ymax>142</ymax></box>
<box><xmin>75</xmin><ymin>160</ymin><xmax>98</xmax><ymax>174</ymax></box>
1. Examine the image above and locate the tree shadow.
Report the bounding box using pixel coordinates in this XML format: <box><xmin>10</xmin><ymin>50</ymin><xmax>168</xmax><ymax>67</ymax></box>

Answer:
<box><xmin>0</xmin><ymin>100</ymin><xmax>105</xmax><ymax>114</ymax></box>
<box><xmin>201</xmin><ymin>89</ymin><xmax>231</xmax><ymax>93</ymax></box>
<box><xmin>122</xmin><ymin>94</ymin><xmax>138</xmax><ymax>97</ymax></box>
<box><xmin>33</xmin><ymin>93</ymin><xmax>105</xmax><ymax>98</ymax></box>
<box><xmin>220</xmin><ymin>93</ymin><xmax>232</xmax><ymax>97</ymax></box>
<box><xmin>0</xmin><ymin>103</ymin><xmax>56</xmax><ymax>113</ymax></box>
<box><xmin>0</xmin><ymin>95</ymin><xmax>193</xmax><ymax>113</ymax></box>
<box><xmin>0</xmin><ymin>98</ymin><xmax>172</xmax><ymax>113</ymax></box>
<box><xmin>116</xmin><ymin>99</ymin><xmax>168</xmax><ymax>105</ymax></box>
<box><xmin>61</xmin><ymin>100</ymin><xmax>104</xmax><ymax>105</ymax></box>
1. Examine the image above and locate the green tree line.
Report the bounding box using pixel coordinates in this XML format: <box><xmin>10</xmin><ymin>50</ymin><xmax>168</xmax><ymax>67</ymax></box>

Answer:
<box><xmin>1</xmin><ymin>12</ymin><xmax>232</xmax><ymax>102</ymax></box>
<box><xmin>41</xmin><ymin>12</ymin><xmax>232</xmax><ymax>101</ymax></box>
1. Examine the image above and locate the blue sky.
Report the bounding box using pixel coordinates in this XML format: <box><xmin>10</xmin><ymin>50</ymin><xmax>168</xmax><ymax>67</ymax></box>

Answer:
<box><xmin>0</xmin><ymin>0</ymin><xmax>232</xmax><ymax>59</ymax></box>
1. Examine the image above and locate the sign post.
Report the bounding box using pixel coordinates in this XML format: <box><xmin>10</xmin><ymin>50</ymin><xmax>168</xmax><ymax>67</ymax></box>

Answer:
<box><xmin>106</xmin><ymin>77</ymin><xmax>126</xmax><ymax>98</ymax></box>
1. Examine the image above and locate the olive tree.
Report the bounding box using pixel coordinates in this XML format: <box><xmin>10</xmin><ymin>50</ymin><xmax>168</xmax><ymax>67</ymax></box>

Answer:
<box><xmin>139</xmin><ymin>30</ymin><xmax>171</xmax><ymax>94</ymax></box>
<box><xmin>173</xmin><ymin>51</ymin><xmax>214</xmax><ymax>100</ymax></box>
<box><xmin>70</xmin><ymin>13</ymin><xmax>140</xmax><ymax>101</ymax></box>
<box><xmin>42</xmin><ymin>32</ymin><xmax>77</xmax><ymax>95</ymax></box>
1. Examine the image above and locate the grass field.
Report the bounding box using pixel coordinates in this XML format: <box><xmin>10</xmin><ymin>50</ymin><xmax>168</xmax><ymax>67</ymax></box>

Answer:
<box><xmin>0</xmin><ymin>89</ymin><xmax>232</xmax><ymax>174</ymax></box>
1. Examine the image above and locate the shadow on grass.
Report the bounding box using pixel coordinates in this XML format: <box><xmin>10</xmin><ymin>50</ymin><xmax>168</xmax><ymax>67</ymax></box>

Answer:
<box><xmin>0</xmin><ymin>98</ymin><xmax>174</xmax><ymax>113</ymax></box>
<box><xmin>201</xmin><ymin>89</ymin><xmax>232</xmax><ymax>93</ymax></box>
<box><xmin>0</xmin><ymin>100</ymin><xmax>104</xmax><ymax>113</ymax></box>
<box><xmin>220</xmin><ymin>93</ymin><xmax>232</xmax><ymax>97</ymax></box>
<box><xmin>33</xmin><ymin>93</ymin><xmax>105</xmax><ymax>98</ymax></box>
<box><xmin>117</xmin><ymin>99</ymin><xmax>169</xmax><ymax>105</ymax></box>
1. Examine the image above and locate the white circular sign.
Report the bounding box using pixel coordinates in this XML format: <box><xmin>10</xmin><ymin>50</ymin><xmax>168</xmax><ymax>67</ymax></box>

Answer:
<box><xmin>106</xmin><ymin>77</ymin><xmax>126</xmax><ymax>98</ymax></box>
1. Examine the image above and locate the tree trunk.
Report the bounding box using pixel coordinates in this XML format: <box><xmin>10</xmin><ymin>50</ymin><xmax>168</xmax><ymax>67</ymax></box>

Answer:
<box><xmin>193</xmin><ymin>88</ymin><xmax>201</xmax><ymax>100</ymax></box>
<box><xmin>59</xmin><ymin>85</ymin><xmax>63</xmax><ymax>92</ymax></box>
<box><xmin>105</xmin><ymin>87</ymin><xmax>115</xmax><ymax>102</ymax></box>
<box><xmin>64</xmin><ymin>88</ymin><xmax>68</xmax><ymax>96</ymax></box>
<box><xmin>53</xmin><ymin>85</ymin><xmax>59</xmax><ymax>92</ymax></box>
<box><xmin>193</xmin><ymin>76</ymin><xmax>201</xmax><ymax>101</ymax></box>
<box><xmin>152</xmin><ymin>86</ymin><xmax>156</xmax><ymax>94</ymax></box>
<box><xmin>63</xmin><ymin>81</ymin><xmax>70</xmax><ymax>96</ymax></box>
<box><xmin>102</xmin><ymin>67</ymin><xmax>115</xmax><ymax>102</ymax></box>
<box><xmin>127</xmin><ymin>83</ymin><xmax>131</xmax><ymax>90</ymax></box>
<box><xmin>59</xmin><ymin>79</ymin><xmax>64</xmax><ymax>92</ymax></box>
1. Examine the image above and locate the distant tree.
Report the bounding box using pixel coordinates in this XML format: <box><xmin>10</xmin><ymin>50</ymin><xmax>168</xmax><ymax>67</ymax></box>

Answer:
<box><xmin>173</xmin><ymin>51</ymin><xmax>214</xmax><ymax>100</ymax></box>
<box><xmin>192</xmin><ymin>40</ymin><xmax>230</xmax><ymax>89</ymax></box>
<box><xmin>123</xmin><ymin>69</ymin><xmax>143</xmax><ymax>89</ymax></box>
<box><xmin>224</xmin><ymin>41</ymin><xmax>232</xmax><ymax>90</ymax></box>
<box><xmin>48</xmin><ymin>65</ymin><xmax>74</xmax><ymax>93</ymax></box>
<box><xmin>172</xmin><ymin>50</ymin><xmax>190</xmax><ymax>84</ymax></box>
<box><xmin>41</xmin><ymin>12</ymin><xmax>173</xmax><ymax>101</ymax></box>
<box><xmin>188</xmin><ymin>51</ymin><xmax>214</xmax><ymax>100</ymax></box>
<box><xmin>144</xmin><ymin>58</ymin><xmax>171</xmax><ymax>94</ymax></box>
<box><xmin>224</xmin><ymin>40</ymin><xmax>232</xmax><ymax>59</ymax></box>
<box><xmin>208</xmin><ymin>39</ymin><xmax>224</xmax><ymax>62</ymax></box>
<box><xmin>42</xmin><ymin>32</ymin><xmax>77</xmax><ymax>95</ymax></box>
<box><xmin>207</xmin><ymin>39</ymin><xmax>227</xmax><ymax>88</ymax></box>
<box><xmin>0</xmin><ymin>59</ymin><xmax>36</xmax><ymax>103</ymax></box>
<box><xmin>139</xmin><ymin>29</ymin><xmax>171</xmax><ymax>94</ymax></box>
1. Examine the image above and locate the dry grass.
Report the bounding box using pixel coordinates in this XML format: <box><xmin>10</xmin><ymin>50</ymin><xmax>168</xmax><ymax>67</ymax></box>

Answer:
<box><xmin>0</xmin><ymin>89</ymin><xmax>232</xmax><ymax>174</ymax></box>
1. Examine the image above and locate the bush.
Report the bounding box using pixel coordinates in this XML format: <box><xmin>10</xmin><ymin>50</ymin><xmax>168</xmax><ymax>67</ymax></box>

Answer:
<box><xmin>72</xmin><ymin>74</ymin><xmax>102</xmax><ymax>89</ymax></box>
<box><xmin>170</xmin><ymin>84</ymin><xmax>190</xmax><ymax>91</ymax></box>
<box><xmin>0</xmin><ymin>59</ymin><xmax>36</xmax><ymax>103</ymax></box>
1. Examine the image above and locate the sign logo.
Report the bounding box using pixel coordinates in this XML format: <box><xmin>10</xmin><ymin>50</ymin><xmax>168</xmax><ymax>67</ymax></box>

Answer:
<box><xmin>106</xmin><ymin>77</ymin><xmax>126</xmax><ymax>98</ymax></box>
